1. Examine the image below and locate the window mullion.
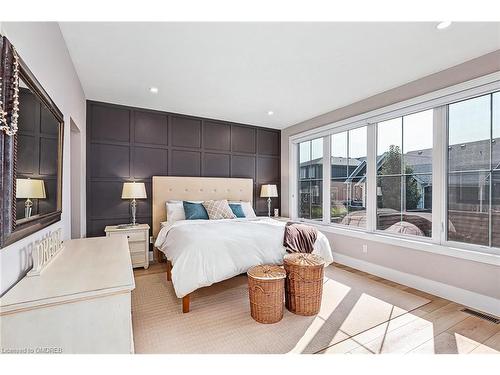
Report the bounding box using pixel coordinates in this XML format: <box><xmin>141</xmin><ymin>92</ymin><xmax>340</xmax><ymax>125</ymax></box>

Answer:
<box><xmin>434</xmin><ymin>106</ymin><xmax>446</xmax><ymax>245</ymax></box>
<box><xmin>366</xmin><ymin>123</ymin><xmax>377</xmax><ymax>232</ymax></box>
<box><xmin>489</xmin><ymin>93</ymin><xmax>493</xmax><ymax>248</ymax></box>
<box><xmin>309</xmin><ymin>142</ymin><xmax>313</xmax><ymax>218</ymax></box>
<box><xmin>401</xmin><ymin>117</ymin><xmax>405</xmax><ymax>224</ymax></box>
<box><xmin>290</xmin><ymin>141</ymin><xmax>298</xmax><ymax>220</ymax></box>
<box><xmin>322</xmin><ymin>135</ymin><xmax>331</xmax><ymax>224</ymax></box>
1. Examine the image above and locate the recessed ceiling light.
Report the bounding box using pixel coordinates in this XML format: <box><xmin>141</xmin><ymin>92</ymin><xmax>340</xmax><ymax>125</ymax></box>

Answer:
<box><xmin>149</xmin><ymin>87</ymin><xmax>159</xmax><ymax>94</ymax></box>
<box><xmin>267</xmin><ymin>110</ymin><xmax>274</xmax><ymax>116</ymax></box>
<box><xmin>436</xmin><ymin>21</ymin><xmax>452</xmax><ymax>30</ymax></box>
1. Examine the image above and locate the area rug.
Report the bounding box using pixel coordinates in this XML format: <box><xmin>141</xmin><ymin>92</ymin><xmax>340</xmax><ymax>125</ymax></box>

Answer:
<box><xmin>131</xmin><ymin>266</ymin><xmax>429</xmax><ymax>354</ymax></box>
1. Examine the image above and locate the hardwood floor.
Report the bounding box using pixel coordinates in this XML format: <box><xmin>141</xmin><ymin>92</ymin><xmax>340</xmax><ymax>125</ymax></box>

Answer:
<box><xmin>322</xmin><ymin>263</ymin><xmax>500</xmax><ymax>354</ymax></box>
<box><xmin>134</xmin><ymin>262</ymin><xmax>500</xmax><ymax>354</ymax></box>
<box><xmin>133</xmin><ymin>262</ymin><xmax>168</xmax><ymax>277</ymax></box>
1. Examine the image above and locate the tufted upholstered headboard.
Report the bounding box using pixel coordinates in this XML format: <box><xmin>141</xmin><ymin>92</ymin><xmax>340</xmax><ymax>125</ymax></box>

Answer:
<box><xmin>152</xmin><ymin>176</ymin><xmax>254</xmax><ymax>238</ymax></box>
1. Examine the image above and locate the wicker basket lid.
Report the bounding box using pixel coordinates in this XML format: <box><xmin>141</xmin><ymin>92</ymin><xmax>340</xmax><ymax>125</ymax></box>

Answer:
<box><xmin>283</xmin><ymin>253</ymin><xmax>325</xmax><ymax>267</ymax></box>
<box><xmin>247</xmin><ymin>265</ymin><xmax>286</xmax><ymax>280</ymax></box>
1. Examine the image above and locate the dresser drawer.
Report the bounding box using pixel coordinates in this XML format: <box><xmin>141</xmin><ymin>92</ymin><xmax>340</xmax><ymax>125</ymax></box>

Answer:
<box><xmin>105</xmin><ymin>224</ymin><xmax>149</xmax><ymax>270</ymax></box>
<box><xmin>128</xmin><ymin>241</ymin><xmax>146</xmax><ymax>253</ymax></box>
<box><xmin>131</xmin><ymin>251</ymin><xmax>145</xmax><ymax>265</ymax></box>
<box><xmin>108</xmin><ymin>230</ymin><xmax>146</xmax><ymax>242</ymax></box>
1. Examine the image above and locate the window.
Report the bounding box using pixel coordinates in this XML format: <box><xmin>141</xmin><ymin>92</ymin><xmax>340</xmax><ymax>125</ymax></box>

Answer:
<box><xmin>331</xmin><ymin>127</ymin><xmax>367</xmax><ymax>227</ymax></box>
<box><xmin>298</xmin><ymin>138</ymin><xmax>323</xmax><ymax>220</ymax></box>
<box><xmin>447</xmin><ymin>92</ymin><xmax>500</xmax><ymax>247</ymax></box>
<box><xmin>292</xmin><ymin>78</ymin><xmax>500</xmax><ymax>256</ymax></box>
<box><xmin>376</xmin><ymin>110</ymin><xmax>433</xmax><ymax>237</ymax></box>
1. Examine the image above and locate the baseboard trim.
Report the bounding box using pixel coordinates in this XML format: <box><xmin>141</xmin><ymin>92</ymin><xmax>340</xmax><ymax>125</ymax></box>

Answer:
<box><xmin>333</xmin><ymin>253</ymin><xmax>500</xmax><ymax>317</ymax></box>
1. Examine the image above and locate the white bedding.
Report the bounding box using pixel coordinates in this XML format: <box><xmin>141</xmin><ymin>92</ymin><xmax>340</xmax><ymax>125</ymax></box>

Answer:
<box><xmin>154</xmin><ymin>217</ymin><xmax>333</xmax><ymax>298</ymax></box>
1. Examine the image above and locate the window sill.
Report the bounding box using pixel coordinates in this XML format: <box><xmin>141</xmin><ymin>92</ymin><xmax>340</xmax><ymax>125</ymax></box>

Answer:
<box><xmin>305</xmin><ymin>221</ymin><xmax>500</xmax><ymax>267</ymax></box>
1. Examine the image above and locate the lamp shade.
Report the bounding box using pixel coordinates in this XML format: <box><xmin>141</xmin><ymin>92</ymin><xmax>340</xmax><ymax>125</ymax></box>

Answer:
<box><xmin>260</xmin><ymin>184</ymin><xmax>278</xmax><ymax>198</ymax></box>
<box><xmin>121</xmin><ymin>182</ymin><xmax>147</xmax><ymax>199</ymax></box>
<box><xmin>16</xmin><ymin>179</ymin><xmax>46</xmax><ymax>199</ymax></box>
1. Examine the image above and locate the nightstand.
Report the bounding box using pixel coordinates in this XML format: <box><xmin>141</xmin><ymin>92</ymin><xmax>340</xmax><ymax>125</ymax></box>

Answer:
<box><xmin>105</xmin><ymin>224</ymin><xmax>150</xmax><ymax>269</ymax></box>
<box><xmin>272</xmin><ymin>217</ymin><xmax>291</xmax><ymax>222</ymax></box>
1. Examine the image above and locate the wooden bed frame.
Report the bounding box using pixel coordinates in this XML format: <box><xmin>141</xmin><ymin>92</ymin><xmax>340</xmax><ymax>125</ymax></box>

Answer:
<box><xmin>152</xmin><ymin>176</ymin><xmax>254</xmax><ymax>313</ymax></box>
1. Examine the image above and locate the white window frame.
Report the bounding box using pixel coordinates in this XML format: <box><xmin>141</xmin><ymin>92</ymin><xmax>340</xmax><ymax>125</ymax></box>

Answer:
<box><xmin>289</xmin><ymin>72</ymin><xmax>500</xmax><ymax>266</ymax></box>
<box><xmin>373</xmin><ymin>109</ymin><xmax>436</xmax><ymax>244</ymax></box>
<box><xmin>442</xmin><ymin>91</ymin><xmax>500</xmax><ymax>254</ymax></box>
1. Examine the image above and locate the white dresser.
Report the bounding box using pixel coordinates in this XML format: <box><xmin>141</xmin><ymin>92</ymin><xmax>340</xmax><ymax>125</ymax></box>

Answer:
<box><xmin>105</xmin><ymin>224</ymin><xmax>150</xmax><ymax>269</ymax></box>
<box><xmin>0</xmin><ymin>236</ymin><xmax>135</xmax><ymax>354</ymax></box>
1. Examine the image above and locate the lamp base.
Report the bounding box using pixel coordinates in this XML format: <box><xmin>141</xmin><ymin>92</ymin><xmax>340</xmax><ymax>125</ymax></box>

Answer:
<box><xmin>131</xmin><ymin>198</ymin><xmax>137</xmax><ymax>226</ymax></box>
<box><xmin>25</xmin><ymin>198</ymin><xmax>33</xmax><ymax>219</ymax></box>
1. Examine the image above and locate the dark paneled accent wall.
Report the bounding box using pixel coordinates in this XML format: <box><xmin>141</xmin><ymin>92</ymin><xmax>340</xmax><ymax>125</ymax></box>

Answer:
<box><xmin>86</xmin><ymin>100</ymin><xmax>281</xmax><ymax>237</ymax></box>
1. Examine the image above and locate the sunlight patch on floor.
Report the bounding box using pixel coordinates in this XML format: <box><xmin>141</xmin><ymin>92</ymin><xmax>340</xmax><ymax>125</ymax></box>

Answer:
<box><xmin>352</xmin><ymin>316</ymin><xmax>436</xmax><ymax>354</ymax></box>
<box><xmin>469</xmin><ymin>331</ymin><xmax>500</xmax><ymax>354</ymax></box>
<box><xmin>470</xmin><ymin>344</ymin><xmax>500</xmax><ymax>354</ymax></box>
<box><xmin>289</xmin><ymin>279</ymin><xmax>351</xmax><ymax>353</ymax></box>
<box><xmin>317</xmin><ymin>278</ymin><xmax>352</xmax><ymax>319</ymax></box>
<box><xmin>337</xmin><ymin>293</ymin><xmax>405</xmax><ymax>338</ymax></box>
<box><xmin>321</xmin><ymin>336</ymin><xmax>366</xmax><ymax>354</ymax></box>
<box><xmin>454</xmin><ymin>333</ymin><xmax>483</xmax><ymax>353</ymax></box>
<box><xmin>408</xmin><ymin>332</ymin><xmax>480</xmax><ymax>354</ymax></box>
<box><xmin>288</xmin><ymin>316</ymin><xmax>327</xmax><ymax>353</ymax></box>
<box><xmin>320</xmin><ymin>310</ymin><xmax>426</xmax><ymax>354</ymax></box>
<box><xmin>314</xmin><ymin>278</ymin><xmax>430</xmax><ymax>353</ymax></box>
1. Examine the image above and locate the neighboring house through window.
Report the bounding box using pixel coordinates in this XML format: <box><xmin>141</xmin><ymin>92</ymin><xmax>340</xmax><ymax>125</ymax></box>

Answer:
<box><xmin>298</xmin><ymin>138</ymin><xmax>323</xmax><ymax>220</ymax></box>
<box><xmin>447</xmin><ymin>92</ymin><xmax>500</xmax><ymax>247</ymax></box>
<box><xmin>376</xmin><ymin>109</ymin><xmax>433</xmax><ymax>237</ymax></box>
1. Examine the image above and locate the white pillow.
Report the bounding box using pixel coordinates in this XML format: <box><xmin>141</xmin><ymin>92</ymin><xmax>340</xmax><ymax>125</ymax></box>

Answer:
<box><xmin>230</xmin><ymin>201</ymin><xmax>256</xmax><ymax>218</ymax></box>
<box><xmin>167</xmin><ymin>200</ymin><xmax>203</xmax><ymax>203</ymax></box>
<box><xmin>165</xmin><ymin>200</ymin><xmax>205</xmax><ymax>223</ymax></box>
<box><xmin>166</xmin><ymin>201</ymin><xmax>185</xmax><ymax>223</ymax></box>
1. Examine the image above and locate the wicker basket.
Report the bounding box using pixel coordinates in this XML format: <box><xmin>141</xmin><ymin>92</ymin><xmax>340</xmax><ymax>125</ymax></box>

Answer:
<box><xmin>284</xmin><ymin>253</ymin><xmax>325</xmax><ymax>316</ymax></box>
<box><xmin>247</xmin><ymin>265</ymin><xmax>286</xmax><ymax>324</ymax></box>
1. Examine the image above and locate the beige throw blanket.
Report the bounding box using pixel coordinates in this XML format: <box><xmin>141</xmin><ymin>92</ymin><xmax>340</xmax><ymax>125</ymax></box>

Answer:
<box><xmin>283</xmin><ymin>221</ymin><xmax>318</xmax><ymax>253</ymax></box>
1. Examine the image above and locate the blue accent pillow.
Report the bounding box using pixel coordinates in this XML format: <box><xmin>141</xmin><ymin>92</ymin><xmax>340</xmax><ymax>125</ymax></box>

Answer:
<box><xmin>183</xmin><ymin>201</ymin><xmax>209</xmax><ymax>220</ymax></box>
<box><xmin>229</xmin><ymin>203</ymin><xmax>245</xmax><ymax>218</ymax></box>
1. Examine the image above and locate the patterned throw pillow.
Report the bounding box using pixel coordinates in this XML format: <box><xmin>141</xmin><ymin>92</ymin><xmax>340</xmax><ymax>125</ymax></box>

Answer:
<box><xmin>202</xmin><ymin>200</ymin><xmax>236</xmax><ymax>220</ymax></box>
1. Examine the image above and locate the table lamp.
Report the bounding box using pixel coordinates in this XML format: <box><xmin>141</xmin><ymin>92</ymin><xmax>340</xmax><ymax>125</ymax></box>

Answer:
<box><xmin>260</xmin><ymin>184</ymin><xmax>278</xmax><ymax>217</ymax></box>
<box><xmin>121</xmin><ymin>182</ymin><xmax>147</xmax><ymax>226</ymax></box>
<box><xmin>16</xmin><ymin>178</ymin><xmax>46</xmax><ymax>219</ymax></box>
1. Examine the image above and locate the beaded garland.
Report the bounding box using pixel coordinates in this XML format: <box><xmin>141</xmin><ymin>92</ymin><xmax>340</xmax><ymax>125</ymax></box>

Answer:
<box><xmin>0</xmin><ymin>47</ymin><xmax>20</xmax><ymax>136</ymax></box>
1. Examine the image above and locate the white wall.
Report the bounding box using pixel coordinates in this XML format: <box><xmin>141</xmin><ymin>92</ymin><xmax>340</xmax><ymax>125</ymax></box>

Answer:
<box><xmin>0</xmin><ymin>22</ymin><xmax>86</xmax><ymax>295</ymax></box>
<box><xmin>70</xmin><ymin>118</ymin><xmax>85</xmax><ymax>239</ymax></box>
<box><xmin>281</xmin><ymin>50</ymin><xmax>500</xmax><ymax>314</ymax></box>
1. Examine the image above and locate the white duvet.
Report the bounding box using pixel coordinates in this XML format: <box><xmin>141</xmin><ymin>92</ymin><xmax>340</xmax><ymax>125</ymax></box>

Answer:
<box><xmin>154</xmin><ymin>217</ymin><xmax>333</xmax><ymax>298</ymax></box>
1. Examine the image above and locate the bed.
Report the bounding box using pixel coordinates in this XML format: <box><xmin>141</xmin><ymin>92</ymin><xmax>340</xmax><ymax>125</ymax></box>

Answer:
<box><xmin>152</xmin><ymin>176</ymin><xmax>333</xmax><ymax>313</ymax></box>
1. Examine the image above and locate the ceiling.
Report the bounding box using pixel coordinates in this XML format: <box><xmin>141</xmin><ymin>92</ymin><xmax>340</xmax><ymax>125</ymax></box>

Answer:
<box><xmin>59</xmin><ymin>22</ymin><xmax>500</xmax><ymax>129</ymax></box>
